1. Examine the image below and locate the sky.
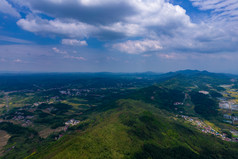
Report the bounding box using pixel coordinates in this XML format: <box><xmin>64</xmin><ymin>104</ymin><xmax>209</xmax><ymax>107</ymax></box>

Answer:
<box><xmin>0</xmin><ymin>0</ymin><xmax>238</xmax><ymax>73</ymax></box>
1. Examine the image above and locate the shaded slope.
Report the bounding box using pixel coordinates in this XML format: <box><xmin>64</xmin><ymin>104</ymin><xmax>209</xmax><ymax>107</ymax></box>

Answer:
<box><xmin>129</xmin><ymin>85</ymin><xmax>184</xmax><ymax>111</ymax></box>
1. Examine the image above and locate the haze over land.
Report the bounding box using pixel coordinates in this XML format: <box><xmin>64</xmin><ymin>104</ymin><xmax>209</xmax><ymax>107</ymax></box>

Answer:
<box><xmin>1</xmin><ymin>0</ymin><xmax>238</xmax><ymax>73</ymax></box>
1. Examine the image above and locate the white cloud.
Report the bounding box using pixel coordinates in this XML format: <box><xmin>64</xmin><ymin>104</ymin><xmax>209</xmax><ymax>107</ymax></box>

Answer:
<box><xmin>52</xmin><ymin>47</ymin><xmax>86</xmax><ymax>61</ymax></box>
<box><xmin>112</xmin><ymin>39</ymin><xmax>162</xmax><ymax>54</ymax></box>
<box><xmin>0</xmin><ymin>0</ymin><xmax>21</xmax><ymax>18</ymax></box>
<box><xmin>98</xmin><ymin>0</ymin><xmax>194</xmax><ymax>38</ymax></box>
<box><xmin>157</xmin><ymin>53</ymin><xmax>185</xmax><ymax>60</ymax></box>
<box><xmin>190</xmin><ymin>0</ymin><xmax>238</xmax><ymax>21</ymax></box>
<box><xmin>16</xmin><ymin>0</ymin><xmax>194</xmax><ymax>39</ymax></box>
<box><xmin>12</xmin><ymin>0</ymin><xmax>238</xmax><ymax>54</ymax></box>
<box><xmin>13</xmin><ymin>59</ymin><xmax>23</xmax><ymax>63</ymax></box>
<box><xmin>52</xmin><ymin>47</ymin><xmax>67</xmax><ymax>54</ymax></box>
<box><xmin>62</xmin><ymin>39</ymin><xmax>87</xmax><ymax>46</ymax></box>
<box><xmin>63</xmin><ymin>55</ymin><xmax>86</xmax><ymax>61</ymax></box>
<box><xmin>17</xmin><ymin>15</ymin><xmax>97</xmax><ymax>38</ymax></box>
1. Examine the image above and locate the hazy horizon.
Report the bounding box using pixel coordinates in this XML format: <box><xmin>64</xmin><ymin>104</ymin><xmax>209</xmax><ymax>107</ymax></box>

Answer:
<box><xmin>0</xmin><ymin>69</ymin><xmax>236</xmax><ymax>76</ymax></box>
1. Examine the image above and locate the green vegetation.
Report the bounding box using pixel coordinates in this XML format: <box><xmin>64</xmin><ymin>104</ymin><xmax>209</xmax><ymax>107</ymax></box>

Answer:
<box><xmin>0</xmin><ymin>70</ymin><xmax>238</xmax><ymax>159</ymax></box>
<box><xmin>209</xmin><ymin>90</ymin><xmax>223</xmax><ymax>98</ymax></box>
<box><xmin>0</xmin><ymin>122</ymin><xmax>40</xmax><ymax>159</ymax></box>
<box><xmin>190</xmin><ymin>92</ymin><xmax>219</xmax><ymax>118</ymax></box>
<box><xmin>27</xmin><ymin>99</ymin><xmax>238</xmax><ymax>159</ymax></box>
<box><xmin>130</xmin><ymin>85</ymin><xmax>184</xmax><ymax>111</ymax></box>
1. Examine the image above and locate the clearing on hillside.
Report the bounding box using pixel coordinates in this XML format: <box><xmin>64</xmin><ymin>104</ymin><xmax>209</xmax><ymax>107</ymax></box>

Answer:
<box><xmin>0</xmin><ymin>130</ymin><xmax>10</xmax><ymax>156</ymax></box>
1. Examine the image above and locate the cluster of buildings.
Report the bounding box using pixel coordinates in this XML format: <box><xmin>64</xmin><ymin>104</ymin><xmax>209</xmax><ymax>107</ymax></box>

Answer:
<box><xmin>54</xmin><ymin>119</ymin><xmax>82</xmax><ymax>140</ymax></box>
<box><xmin>199</xmin><ymin>91</ymin><xmax>209</xmax><ymax>95</ymax></box>
<box><xmin>219</xmin><ymin>101</ymin><xmax>230</xmax><ymax>109</ymax></box>
<box><xmin>65</xmin><ymin>119</ymin><xmax>80</xmax><ymax>126</ymax></box>
<box><xmin>11</xmin><ymin>112</ymin><xmax>33</xmax><ymax>127</ymax></box>
<box><xmin>59</xmin><ymin>88</ymin><xmax>120</xmax><ymax>98</ymax></box>
<box><xmin>11</xmin><ymin>116</ymin><xmax>32</xmax><ymax>127</ymax></box>
<box><xmin>18</xmin><ymin>106</ymin><xmax>36</xmax><ymax>111</ymax></box>
<box><xmin>180</xmin><ymin>115</ymin><xmax>238</xmax><ymax>142</ymax></box>
<box><xmin>33</xmin><ymin>101</ymin><xmax>53</xmax><ymax>107</ymax></box>
<box><xmin>60</xmin><ymin>89</ymin><xmax>95</xmax><ymax>96</ymax></box>
<box><xmin>223</xmin><ymin>114</ymin><xmax>238</xmax><ymax>125</ymax></box>
<box><xmin>219</xmin><ymin>100</ymin><xmax>238</xmax><ymax>111</ymax></box>
<box><xmin>173</xmin><ymin>102</ymin><xmax>184</xmax><ymax>106</ymax></box>
<box><xmin>218</xmin><ymin>96</ymin><xmax>238</xmax><ymax>125</ymax></box>
<box><xmin>0</xmin><ymin>104</ymin><xmax>37</xmax><ymax>127</ymax></box>
<box><xmin>217</xmin><ymin>88</ymin><xmax>238</xmax><ymax>126</ymax></box>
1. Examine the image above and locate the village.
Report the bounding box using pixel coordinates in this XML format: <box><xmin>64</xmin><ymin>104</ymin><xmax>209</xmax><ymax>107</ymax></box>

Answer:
<box><xmin>179</xmin><ymin>115</ymin><xmax>238</xmax><ymax>142</ymax></box>
<box><xmin>0</xmin><ymin>87</ymin><xmax>107</xmax><ymax>128</ymax></box>
<box><xmin>218</xmin><ymin>87</ymin><xmax>238</xmax><ymax>125</ymax></box>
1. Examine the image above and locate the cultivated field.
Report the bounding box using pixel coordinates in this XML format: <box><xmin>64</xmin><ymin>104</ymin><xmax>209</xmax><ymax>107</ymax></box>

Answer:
<box><xmin>0</xmin><ymin>130</ymin><xmax>10</xmax><ymax>156</ymax></box>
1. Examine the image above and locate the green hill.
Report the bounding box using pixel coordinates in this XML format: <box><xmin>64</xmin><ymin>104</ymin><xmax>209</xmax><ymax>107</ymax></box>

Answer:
<box><xmin>27</xmin><ymin>99</ymin><xmax>238</xmax><ymax>159</ymax></box>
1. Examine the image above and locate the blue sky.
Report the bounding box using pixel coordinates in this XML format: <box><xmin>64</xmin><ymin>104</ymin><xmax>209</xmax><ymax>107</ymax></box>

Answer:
<box><xmin>0</xmin><ymin>0</ymin><xmax>238</xmax><ymax>73</ymax></box>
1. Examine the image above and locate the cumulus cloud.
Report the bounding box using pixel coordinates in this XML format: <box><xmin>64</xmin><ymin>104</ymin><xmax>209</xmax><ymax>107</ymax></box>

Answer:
<box><xmin>24</xmin><ymin>0</ymin><xmax>136</xmax><ymax>25</ymax></box>
<box><xmin>12</xmin><ymin>0</ymin><xmax>238</xmax><ymax>54</ymax></box>
<box><xmin>0</xmin><ymin>0</ymin><xmax>21</xmax><ymax>18</ymax></box>
<box><xmin>16</xmin><ymin>0</ymin><xmax>193</xmax><ymax>39</ymax></box>
<box><xmin>112</xmin><ymin>39</ymin><xmax>162</xmax><ymax>54</ymax></box>
<box><xmin>62</xmin><ymin>39</ymin><xmax>87</xmax><ymax>46</ymax></box>
<box><xmin>17</xmin><ymin>15</ymin><xmax>97</xmax><ymax>38</ymax></box>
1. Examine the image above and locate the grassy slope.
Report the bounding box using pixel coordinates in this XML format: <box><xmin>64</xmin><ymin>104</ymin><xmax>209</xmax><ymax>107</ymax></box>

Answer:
<box><xmin>28</xmin><ymin>99</ymin><xmax>238</xmax><ymax>159</ymax></box>
<box><xmin>0</xmin><ymin>122</ymin><xmax>40</xmax><ymax>159</ymax></box>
